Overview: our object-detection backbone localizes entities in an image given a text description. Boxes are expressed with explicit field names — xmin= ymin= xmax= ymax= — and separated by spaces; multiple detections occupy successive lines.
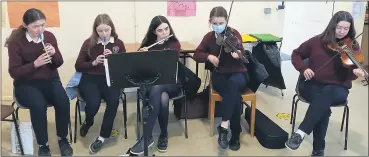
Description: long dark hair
xmin=86 ymin=14 xmax=118 ymax=56
xmin=139 ymin=15 xmax=178 ymax=48
xmin=4 ymin=8 xmax=46 ymax=47
xmin=320 ymin=11 xmax=356 ymax=46
xmin=320 ymin=11 xmax=356 ymax=82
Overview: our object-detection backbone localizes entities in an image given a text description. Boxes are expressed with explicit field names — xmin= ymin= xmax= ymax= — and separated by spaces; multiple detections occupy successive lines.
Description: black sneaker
xmin=311 ymin=150 xmax=324 ymax=156
xmin=58 ymin=138 xmax=73 ymax=156
xmin=285 ymin=132 xmax=304 ymax=150
xmin=229 ymin=134 xmax=240 ymax=151
xmin=80 ymin=121 xmax=92 ymax=137
xmin=130 ymin=136 xmax=154 ymax=155
xmin=217 ymin=125 xmax=229 ymax=149
xmin=38 ymin=145 xmax=51 ymax=156
xmin=157 ymin=135 xmax=168 ymax=153
xmin=89 ymin=138 xmax=103 ymax=154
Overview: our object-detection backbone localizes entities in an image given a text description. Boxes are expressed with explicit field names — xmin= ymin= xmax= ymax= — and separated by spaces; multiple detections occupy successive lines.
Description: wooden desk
xmin=124 ymin=41 xmax=196 ymax=53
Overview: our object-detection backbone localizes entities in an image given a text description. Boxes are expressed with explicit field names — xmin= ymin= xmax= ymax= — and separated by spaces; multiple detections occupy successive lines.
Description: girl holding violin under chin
xmin=286 ymin=11 xmax=365 ymax=156
xmin=194 ymin=6 xmax=248 ymax=151
xmin=75 ymin=13 xmax=126 ymax=154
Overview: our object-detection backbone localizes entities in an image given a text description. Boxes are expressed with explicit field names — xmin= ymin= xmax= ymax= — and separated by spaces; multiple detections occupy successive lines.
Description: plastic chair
xmin=290 ymin=71 xmax=349 ymax=150
xmin=135 ymin=87 xmax=188 ymax=140
xmin=11 ymin=95 xmax=73 ymax=144
xmin=1 ymin=104 xmax=24 ymax=155
xmin=73 ymin=90 xmax=127 ymax=143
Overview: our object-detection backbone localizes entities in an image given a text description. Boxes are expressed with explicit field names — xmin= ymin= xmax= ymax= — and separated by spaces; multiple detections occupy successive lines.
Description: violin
xmin=327 ymin=37 xmax=369 ymax=85
xmin=215 ymin=29 xmax=249 ymax=64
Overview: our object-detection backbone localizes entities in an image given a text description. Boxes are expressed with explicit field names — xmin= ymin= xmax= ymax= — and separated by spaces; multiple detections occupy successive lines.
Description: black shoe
xmin=58 ymin=138 xmax=73 ymax=156
xmin=217 ymin=125 xmax=229 ymax=149
xmin=80 ymin=121 xmax=92 ymax=137
xmin=38 ymin=145 xmax=51 ymax=156
xmin=89 ymin=138 xmax=104 ymax=154
xmin=157 ymin=135 xmax=168 ymax=153
xmin=130 ymin=136 xmax=154 ymax=155
xmin=285 ymin=132 xmax=304 ymax=150
xmin=311 ymin=150 xmax=324 ymax=156
xmin=229 ymin=134 xmax=240 ymax=151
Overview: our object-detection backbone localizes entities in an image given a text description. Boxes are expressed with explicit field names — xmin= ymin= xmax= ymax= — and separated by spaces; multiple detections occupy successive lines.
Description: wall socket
xmin=264 ymin=8 xmax=271 ymax=14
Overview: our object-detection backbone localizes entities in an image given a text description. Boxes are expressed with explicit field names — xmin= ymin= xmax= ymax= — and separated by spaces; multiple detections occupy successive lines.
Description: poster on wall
xmin=7 ymin=1 xmax=60 ymax=28
xmin=167 ymin=0 xmax=196 ymax=16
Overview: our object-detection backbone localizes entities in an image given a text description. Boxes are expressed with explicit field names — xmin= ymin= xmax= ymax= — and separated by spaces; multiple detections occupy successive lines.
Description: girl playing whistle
xmin=5 ymin=8 xmax=73 ymax=156
xmin=75 ymin=13 xmax=126 ymax=154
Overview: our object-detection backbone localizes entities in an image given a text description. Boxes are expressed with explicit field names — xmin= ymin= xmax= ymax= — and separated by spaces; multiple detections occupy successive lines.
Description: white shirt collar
xmin=26 ymin=31 xmax=43 ymax=43
xmin=97 ymin=37 xmax=114 ymax=45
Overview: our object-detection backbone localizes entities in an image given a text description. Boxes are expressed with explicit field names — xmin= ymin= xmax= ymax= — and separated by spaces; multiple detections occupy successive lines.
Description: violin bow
xmin=217 ymin=0 xmax=234 ymax=60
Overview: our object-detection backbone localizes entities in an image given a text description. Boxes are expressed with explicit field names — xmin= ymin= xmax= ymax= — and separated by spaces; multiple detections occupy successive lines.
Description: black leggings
xmin=78 ymin=73 xmax=121 ymax=138
xmin=143 ymin=84 xmax=179 ymax=137
xmin=14 ymin=77 xmax=70 ymax=145
xmin=211 ymin=72 xmax=247 ymax=133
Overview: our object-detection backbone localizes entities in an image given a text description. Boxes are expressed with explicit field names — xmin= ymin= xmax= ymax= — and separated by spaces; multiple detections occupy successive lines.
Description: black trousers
xmin=78 ymin=73 xmax=121 ymax=138
xmin=298 ymin=80 xmax=349 ymax=150
xmin=14 ymin=77 xmax=70 ymax=145
xmin=211 ymin=72 xmax=248 ymax=134
xmin=144 ymin=84 xmax=179 ymax=137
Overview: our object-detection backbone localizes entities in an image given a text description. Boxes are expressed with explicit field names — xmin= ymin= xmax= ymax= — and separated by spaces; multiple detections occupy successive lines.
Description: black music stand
xmin=105 ymin=49 xmax=178 ymax=156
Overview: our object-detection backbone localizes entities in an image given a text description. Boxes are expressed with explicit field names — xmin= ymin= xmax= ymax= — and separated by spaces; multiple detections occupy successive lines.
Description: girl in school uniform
xmin=75 ymin=13 xmax=126 ymax=154
xmin=129 ymin=15 xmax=181 ymax=155
xmin=194 ymin=6 xmax=248 ymax=151
xmin=286 ymin=11 xmax=365 ymax=156
xmin=5 ymin=8 xmax=73 ymax=156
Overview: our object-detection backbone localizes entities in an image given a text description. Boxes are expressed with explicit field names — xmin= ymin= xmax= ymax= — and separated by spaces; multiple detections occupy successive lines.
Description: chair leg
xmin=292 ymin=99 xmax=299 ymax=133
xmin=69 ymin=119 xmax=73 ymax=143
xmin=184 ymin=96 xmax=188 ymax=139
xmin=136 ymin=90 xmax=141 ymax=141
xmin=290 ymin=94 xmax=297 ymax=124
xmin=78 ymin=102 xmax=82 ymax=125
xmin=250 ymin=99 xmax=256 ymax=137
xmin=344 ymin=106 xmax=349 ymax=150
xmin=15 ymin=107 xmax=20 ymax=120
xmin=12 ymin=113 xmax=24 ymax=155
xmin=74 ymin=101 xmax=78 ymax=143
xmin=209 ymin=99 xmax=215 ymax=137
xmin=121 ymin=92 xmax=128 ymax=139
xmin=340 ymin=106 xmax=346 ymax=132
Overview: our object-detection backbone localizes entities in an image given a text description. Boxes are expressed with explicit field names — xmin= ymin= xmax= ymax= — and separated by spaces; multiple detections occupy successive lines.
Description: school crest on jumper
xmin=112 ymin=46 xmax=119 ymax=53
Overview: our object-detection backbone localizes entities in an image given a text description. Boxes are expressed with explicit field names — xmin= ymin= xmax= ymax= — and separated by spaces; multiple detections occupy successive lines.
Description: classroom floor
xmin=1 ymin=61 xmax=368 ymax=156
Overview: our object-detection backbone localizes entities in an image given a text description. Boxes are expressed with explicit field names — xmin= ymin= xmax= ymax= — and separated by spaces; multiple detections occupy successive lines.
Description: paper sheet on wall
xmin=7 ymin=1 xmax=60 ymax=28
xmin=352 ymin=1 xmax=364 ymax=20
xmin=2 ymin=2 xmax=6 ymax=27
xmin=167 ymin=0 xmax=196 ymax=16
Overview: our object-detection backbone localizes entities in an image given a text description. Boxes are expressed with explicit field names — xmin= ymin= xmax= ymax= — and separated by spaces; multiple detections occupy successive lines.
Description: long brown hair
xmin=140 ymin=15 xmax=179 ymax=49
xmin=319 ymin=11 xmax=356 ymax=46
xmin=86 ymin=14 xmax=118 ymax=56
xmin=209 ymin=6 xmax=228 ymax=22
xmin=4 ymin=8 xmax=46 ymax=47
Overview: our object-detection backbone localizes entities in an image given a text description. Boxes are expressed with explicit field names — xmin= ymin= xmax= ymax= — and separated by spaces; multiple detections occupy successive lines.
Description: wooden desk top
xmin=124 ymin=41 xmax=197 ymax=53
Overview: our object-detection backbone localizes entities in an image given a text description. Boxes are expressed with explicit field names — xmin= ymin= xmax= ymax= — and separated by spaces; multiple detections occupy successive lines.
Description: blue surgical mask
xmin=212 ymin=24 xmax=226 ymax=34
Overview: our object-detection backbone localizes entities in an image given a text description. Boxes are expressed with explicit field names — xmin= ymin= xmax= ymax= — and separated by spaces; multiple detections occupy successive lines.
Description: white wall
xmin=1 ymin=1 xmax=285 ymax=100
xmin=281 ymin=1 xmax=367 ymax=55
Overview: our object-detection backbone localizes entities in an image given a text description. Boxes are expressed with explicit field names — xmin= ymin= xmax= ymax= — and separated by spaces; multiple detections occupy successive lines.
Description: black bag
xmin=173 ymin=87 xmax=209 ymax=119
xmin=244 ymin=50 xmax=269 ymax=92
xmin=173 ymin=85 xmax=223 ymax=119
xmin=177 ymin=62 xmax=201 ymax=99
xmin=244 ymin=104 xmax=288 ymax=149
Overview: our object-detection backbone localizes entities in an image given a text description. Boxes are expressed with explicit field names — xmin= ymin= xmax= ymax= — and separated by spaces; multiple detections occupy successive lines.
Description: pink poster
xmin=167 ymin=0 xmax=196 ymax=16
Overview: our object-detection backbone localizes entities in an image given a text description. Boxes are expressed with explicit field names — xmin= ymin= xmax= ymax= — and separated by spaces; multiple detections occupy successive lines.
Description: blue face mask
xmin=212 ymin=24 xmax=226 ymax=34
